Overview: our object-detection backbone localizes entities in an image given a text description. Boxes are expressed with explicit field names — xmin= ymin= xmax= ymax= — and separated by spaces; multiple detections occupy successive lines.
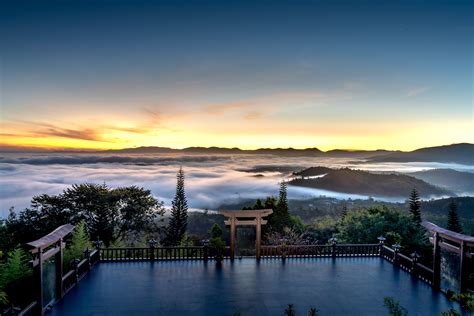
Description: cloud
xmin=407 ymin=86 xmax=430 ymax=97
xmin=0 ymin=155 xmax=232 ymax=165
xmin=1 ymin=120 xmax=106 ymax=142
xmin=33 ymin=123 xmax=102 ymax=141
xmin=201 ymin=90 xmax=326 ymax=120
xmin=243 ymin=111 xmax=264 ymax=120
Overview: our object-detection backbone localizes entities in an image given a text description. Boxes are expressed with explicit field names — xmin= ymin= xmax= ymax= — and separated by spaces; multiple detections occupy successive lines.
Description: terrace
xmin=18 ymin=216 xmax=474 ymax=316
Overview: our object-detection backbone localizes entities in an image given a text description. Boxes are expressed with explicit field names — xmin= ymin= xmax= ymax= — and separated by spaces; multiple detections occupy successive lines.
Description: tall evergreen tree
xmin=447 ymin=200 xmax=463 ymax=233
xmin=266 ymin=181 xmax=291 ymax=233
xmin=164 ymin=167 xmax=188 ymax=246
xmin=278 ymin=181 xmax=289 ymax=211
xmin=408 ymin=188 xmax=422 ymax=225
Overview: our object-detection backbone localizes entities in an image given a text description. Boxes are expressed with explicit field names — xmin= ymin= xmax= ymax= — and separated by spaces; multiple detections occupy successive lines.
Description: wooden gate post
xmin=432 ymin=232 xmax=441 ymax=290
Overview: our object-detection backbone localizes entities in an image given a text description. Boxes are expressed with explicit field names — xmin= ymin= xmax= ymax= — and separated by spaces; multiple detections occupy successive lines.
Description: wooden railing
xmin=379 ymin=245 xmax=433 ymax=286
xmin=261 ymin=244 xmax=379 ymax=258
xmin=61 ymin=249 xmax=100 ymax=295
xmin=17 ymin=301 xmax=37 ymax=316
xmin=99 ymin=246 xmax=210 ymax=261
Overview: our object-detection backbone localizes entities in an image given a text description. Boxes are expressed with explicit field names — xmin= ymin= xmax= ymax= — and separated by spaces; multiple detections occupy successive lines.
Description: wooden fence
xmin=261 ymin=244 xmax=380 ymax=258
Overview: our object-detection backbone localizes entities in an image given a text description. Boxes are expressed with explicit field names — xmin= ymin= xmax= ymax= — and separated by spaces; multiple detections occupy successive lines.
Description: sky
xmin=0 ymin=0 xmax=473 ymax=151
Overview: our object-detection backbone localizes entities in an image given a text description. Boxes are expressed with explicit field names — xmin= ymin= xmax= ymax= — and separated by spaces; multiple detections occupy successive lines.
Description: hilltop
xmin=367 ymin=143 xmax=474 ymax=165
xmin=289 ymin=167 xmax=452 ymax=198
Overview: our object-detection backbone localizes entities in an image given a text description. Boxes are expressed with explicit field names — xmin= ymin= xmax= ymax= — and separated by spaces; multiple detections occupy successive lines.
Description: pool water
xmin=48 ymin=257 xmax=458 ymax=316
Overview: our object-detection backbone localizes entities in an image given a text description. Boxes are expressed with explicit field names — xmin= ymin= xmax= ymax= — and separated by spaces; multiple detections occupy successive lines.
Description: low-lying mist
xmin=1 ymin=153 xmax=473 ymax=217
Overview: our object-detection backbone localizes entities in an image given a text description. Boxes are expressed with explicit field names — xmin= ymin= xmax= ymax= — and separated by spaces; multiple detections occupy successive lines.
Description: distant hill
xmin=101 ymin=146 xmax=398 ymax=158
xmin=2 ymin=143 xmax=471 ymax=162
xmin=367 ymin=143 xmax=474 ymax=165
xmin=293 ymin=166 xmax=333 ymax=177
xmin=325 ymin=149 xmax=396 ymax=158
xmin=289 ymin=167 xmax=452 ymax=198
xmin=408 ymin=169 xmax=474 ymax=194
xmin=421 ymin=196 xmax=474 ymax=219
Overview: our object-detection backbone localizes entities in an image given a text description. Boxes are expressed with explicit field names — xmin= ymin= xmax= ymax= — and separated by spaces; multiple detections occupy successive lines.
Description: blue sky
xmin=0 ymin=0 xmax=472 ymax=150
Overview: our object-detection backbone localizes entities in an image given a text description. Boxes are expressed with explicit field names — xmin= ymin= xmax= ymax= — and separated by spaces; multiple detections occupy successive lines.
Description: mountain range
xmin=1 ymin=143 xmax=472 ymax=165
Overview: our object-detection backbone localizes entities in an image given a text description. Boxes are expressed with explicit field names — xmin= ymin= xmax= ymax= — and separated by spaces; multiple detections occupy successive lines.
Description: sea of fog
xmin=1 ymin=152 xmax=474 ymax=218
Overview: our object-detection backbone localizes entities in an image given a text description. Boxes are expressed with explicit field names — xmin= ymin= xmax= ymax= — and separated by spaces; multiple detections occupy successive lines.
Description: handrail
xmin=17 ymin=301 xmax=37 ymax=316
xmin=423 ymin=221 xmax=474 ymax=246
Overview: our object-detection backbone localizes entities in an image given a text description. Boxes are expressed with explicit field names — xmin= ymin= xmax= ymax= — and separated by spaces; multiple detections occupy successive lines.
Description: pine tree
xmin=278 ymin=181 xmax=289 ymax=211
xmin=447 ymin=201 xmax=463 ymax=233
xmin=408 ymin=188 xmax=422 ymax=225
xmin=64 ymin=220 xmax=92 ymax=267
xmin=267 ymin=181 xmax=291 ymax=233
xmin=164 ymin=167 xmax=188 ymax=246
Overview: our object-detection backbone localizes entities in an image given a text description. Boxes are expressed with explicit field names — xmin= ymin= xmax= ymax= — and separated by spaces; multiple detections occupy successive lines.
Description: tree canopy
xmin=5 ymin=183 xmax=164 ymax=247
xmin=447 ymin=200 xmax=463 ymax=233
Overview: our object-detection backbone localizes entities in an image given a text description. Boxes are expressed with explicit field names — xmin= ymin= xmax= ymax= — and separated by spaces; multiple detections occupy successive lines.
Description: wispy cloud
xmin=407 ymin=86 xmax=430 ymax=97
xmin=201 ymin=90 xmax=326 ymax=120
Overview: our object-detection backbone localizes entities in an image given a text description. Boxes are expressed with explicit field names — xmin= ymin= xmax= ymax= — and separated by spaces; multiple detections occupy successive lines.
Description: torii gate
xmin=219 ymin=209 xmax=273 ymax=260
xmin=422 ymin=221 xmax=474 ymax=292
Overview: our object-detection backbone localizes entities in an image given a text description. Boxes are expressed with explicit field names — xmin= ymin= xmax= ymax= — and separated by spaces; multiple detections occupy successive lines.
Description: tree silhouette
xmin=164 ymin=167 xmax=189 ymax=246
xmin=408 ymin=188 xmax=422 ymax=225
xmin=266 ymin=181 xmax=291 ymax=233
xmin=447 ymin=200 xmax=463 ymax=233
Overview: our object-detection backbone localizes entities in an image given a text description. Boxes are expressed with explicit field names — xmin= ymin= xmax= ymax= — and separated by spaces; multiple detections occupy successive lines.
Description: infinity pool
xmin=48 ymin=257 xmax=457 ymax=316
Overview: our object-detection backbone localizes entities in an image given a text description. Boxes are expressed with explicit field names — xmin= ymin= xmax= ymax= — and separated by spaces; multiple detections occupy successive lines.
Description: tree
xmin=284 ymin=304 xmax=296 ymax=316
xmin=6 ymin=183 xmax=164 ymax=247
xmin=0 ymin=247 xmax=32 ymax=306
xmin=408 ymin=188 xmax=422 ymax=225
xmin=164 ymin=167 xmax=189 ymax=246
xmin=383 ymin=297 xmax=408 ymax=316
xmin=64 ymin=220 xmax=92 ymax=269
xmin=208 ymin=224 xmax=225 ymax=259
xmin=266 ymin=182 xmax=291 ymax=234
xmin=447 ymin=201 xmax=463 ymax=233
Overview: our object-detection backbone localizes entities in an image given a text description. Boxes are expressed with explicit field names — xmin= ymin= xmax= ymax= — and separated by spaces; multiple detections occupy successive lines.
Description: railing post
xmin=432 ymin=232 xmax=441 ymax=290
xmin=392 ymin=244 xmax=401 ymax=265
xmin=377 ymin=236 xmax=386 ymax=256
xmin=330 ymin=237 xmax=337 ymax=258
xmin=84 ymin=248 xmax=91 ymax=271
xmin=55 ymin=239 xmax=64 ymax=301
xmin=72 ymin=259 xmax=80 ymax=284
xmin=94 ymin=239 xmax=101 ymax=261
xmin=148 ymin=239 xmax=157 ymax=261
xmin=459 ymin=241 xmax=467 ymax=293
xmin=203 ymin=240 xmax=209 ymax=262
xmin=411 ymin=252 xmax=420 ymax=276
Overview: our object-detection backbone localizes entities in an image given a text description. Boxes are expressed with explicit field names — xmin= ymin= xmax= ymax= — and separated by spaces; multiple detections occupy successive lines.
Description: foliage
xmin=164 ymin=167 xmax=189 ymax=246
xmin=244 ymin=183 xmax=292 ymax=240
xmin=209 ymin=223 xmax=223 ymax=239
xmin=208 ymin=223 xmax=226 ymax=258
xmin=0 ymin=247 xmax=32 ymax=287
xmin=447 ymin=200 xmax=463 ymax=233
xmin=0 ymin=247 xmax=32 ymax=306
xmin=337 ymin=206 xmax=416 ymax=246
xmin=6 ymin=183 xmax=164 ymax=247
xmin=308 ymin=307 xmax=319 ymax=316
xmin=448 ymin=292 xmax=474 ymax=312
xmin=440 ymin=308 xmax=461 ymax=316
xmin=269 ymin=182 xmax=291 ymax=233
xmin=0 ymin=251 xmax=7 ymax=305
xmin=408 ymin=188 xmax=422 ymax=225
xmin=265 ymin=227 xmax=306 ymax=246
xmin=383 ymin=297 xmax=408 ymax=316
xmin=284 ymin=304 xmax=296 ymax=316
xmin=64 ymin=220 xmax=92 ymax=269
xmin=303 ymin=216 xmax=338 ymax=244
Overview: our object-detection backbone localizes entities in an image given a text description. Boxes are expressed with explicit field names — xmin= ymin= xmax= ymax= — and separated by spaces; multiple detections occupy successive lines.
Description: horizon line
xmin=0 ymin=142 xmax=471 ymax=153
